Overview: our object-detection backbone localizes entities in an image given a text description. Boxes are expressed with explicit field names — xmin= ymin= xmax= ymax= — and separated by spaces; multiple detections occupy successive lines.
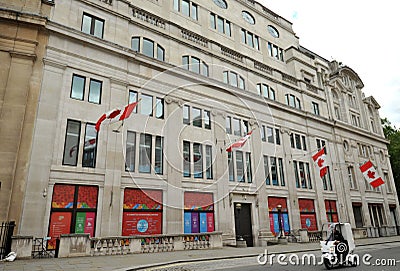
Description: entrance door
xmin=234 ymin=203 xmax=253 ymax=247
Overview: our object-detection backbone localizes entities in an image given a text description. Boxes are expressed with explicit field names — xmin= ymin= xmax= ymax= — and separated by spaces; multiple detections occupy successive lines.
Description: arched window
xmin=223 ymin=71 xmax=245 ymax=90
xmin=182 ymin=55 xmax=209 ymax=76
xmin=131 ymin=37 xmax=165 ymax=61
xmin=285 ymin=94 xmax=301 ymax=110
xmin=257 ymin=83 xmax=275 ymax=100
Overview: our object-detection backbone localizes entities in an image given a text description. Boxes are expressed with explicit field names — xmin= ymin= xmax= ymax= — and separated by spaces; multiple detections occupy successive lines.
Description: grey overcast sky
xmin=258 ymin=0 xmax=400 ymax=128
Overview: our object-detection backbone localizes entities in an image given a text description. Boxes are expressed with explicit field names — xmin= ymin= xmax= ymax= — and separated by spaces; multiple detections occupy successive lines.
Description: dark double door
xmin=234 ymin=203 xmax=253 ymax=247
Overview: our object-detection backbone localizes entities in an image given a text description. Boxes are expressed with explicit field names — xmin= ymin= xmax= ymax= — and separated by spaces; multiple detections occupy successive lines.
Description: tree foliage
xmin=381 ymin=118 xmax=400 ymax=199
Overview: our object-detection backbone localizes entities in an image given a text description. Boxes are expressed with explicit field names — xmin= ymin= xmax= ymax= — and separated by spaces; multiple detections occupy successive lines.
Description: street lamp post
xmin=276 ymin=204 xmax=288 ymax=244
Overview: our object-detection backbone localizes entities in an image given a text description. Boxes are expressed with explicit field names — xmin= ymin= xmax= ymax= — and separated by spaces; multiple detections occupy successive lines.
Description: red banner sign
xmin=122 ymin=212 xmax=162 ymax=236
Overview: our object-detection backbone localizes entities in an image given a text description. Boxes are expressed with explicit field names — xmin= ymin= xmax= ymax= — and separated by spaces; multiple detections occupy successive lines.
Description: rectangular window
xmin=181 ymin=0 xmax=190 ymax=16
xmin=261 ymin=125 xmax=266 ymax=142
xmin=232 ymin=118 xmax=241 ymax=136
xmin=157 ymin=45 xmax=165 ymax=61
xmin=241 ymin=29 xmax=246 ymax=44
xmin=129 ymin=91 xmax=138 ymax=113
xmin=191 ymin=57 xmax=200 ymax=74
xmin=82 ymin=123 xmax=97 ymax=168
xmin=217 ymin=16 xmax=224 ymax=33
xmin=225 ymin=21 xmax=231 ymax=36
xmin=236 ymin=151 xmax=244 ymax=182
xmin=295 ymin=134 xmax=301 ymax=149
xmin=71 ymin=74 xmax=85 ymax=100
xmin=125 ymin=131 xmax=136 ymax=172
xmin=246 ymin=152 xmax=252 ymax=183
xmin=193 ymin=143 xmax=203 ymax=178
xmin=267 ymin=127 xmax=274 ymax=143
xmin=278 ymin=158 xmax=285 ymax=186
xmin=143 ymin=38 xmax=154 ymax=58
xmin=183 ymin=141 xmax=191 ymax=177
xmin=294 ymin=161 xmax=300 ymax=188
xmin=131 ymin=37 xmax=140 ymax=52
xmin=254 ymin=36 xmax=259 ymax=50
xmin=173 ymin=0 xmax=179 ymax=11
xmin=210 ymin=13 xmax=216 ymax=29
xmin=206 ymin=145 xmax=213 ymax=179
xmin=202 ymin=63 xmax=209 ymax=77
xmin=264 ymin=155 xmax=270 ymax=185
xmin=88 ymin=79 xmax=102 ymax=104
xmin=229 ymin=72 xmax=238 ymax=87
xmin=322 ymin=167 xmax=333 ymax=191
xmin=191 ymin=3 xmax=198 ymax=20
xmin=204 ymin=110 xmax=211 ymax=129
xmin=312 ymin=102 xmax=320 ymax=115
xmin=242 ymin=120 xmax=249 ymax=135
xmin=82 ymin=13 xmax=104 ymax=38
xmin=192 ymin=107 xmax=202 ymax=127
xmin=63 ymin=120 xmax=81 ymax=166
xmin=226 ymin=116 xmax=231 ymax=134
xmin=228 ymin=152 xmax=234 ymax=181
xmin=348 ymin=166 xmax=357 ymax=189
xmin=155 ymin=136 xmax=163 ymax=174
xmin=246 ymin=32 xmax=254 ymax=47
xmin=182 ymin=55 xmax=189 ymax=69
xmin=155 ymin=98 xmax=164 ymax=119
xmin=139 ymin=134 xmax=152 ymax=173
xmin=302 ymin=135 xmax=307 ymax=151
xmin=290 ymin=133 xmax=295 ymax=148
xmin=306 ymin=163 xmax=312 ymax=189
xmin=223 ymin=71 xmax=228 ymax=84
xmin=183 ymin=105 xmax=190 ymax=124
xmin=141 ymin=94 xmax=153 ymax=116
xmin=270 ymin=157 xmax=277 ymax=185
xmin=299 ymin=162 xmax=306 ymax=188
xmin=275 ymin=128 xmax=280 ymax=145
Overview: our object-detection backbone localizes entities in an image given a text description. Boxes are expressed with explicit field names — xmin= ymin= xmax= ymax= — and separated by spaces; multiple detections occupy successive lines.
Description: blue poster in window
xmin=283 ymin=213 xmax=290 ymax=233
xmin=199 ymin=212 xmax=207 ymax=233
xmin=273 ymin=213 xmax=279 ymax=234
xmin=184 ymin=212 xmax=192 ymax=233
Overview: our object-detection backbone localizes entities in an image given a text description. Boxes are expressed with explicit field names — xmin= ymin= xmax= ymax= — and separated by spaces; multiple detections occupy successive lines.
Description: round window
xmin=267 ymin=25 xmax=279 ymax=38
xmin=343 ymin=140 xmax=349 ymax=151
xmin=242 ymin=11 xmax=255 ymax=25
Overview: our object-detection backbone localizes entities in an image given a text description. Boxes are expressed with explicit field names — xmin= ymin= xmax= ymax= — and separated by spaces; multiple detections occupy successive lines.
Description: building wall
xmin=0 ymin=0 xmax=52 ymax=231
xmin=16 ymin=0 xmax=400 ymax=245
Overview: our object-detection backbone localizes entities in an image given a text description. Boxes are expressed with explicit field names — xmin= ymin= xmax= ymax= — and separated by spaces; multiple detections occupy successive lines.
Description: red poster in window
xmin=84 ymin=212 xmax=96 ymax=237
xmin=48 ymin=212 xmax=72 ymax=249
xmin=298 ymin=199 xmax=315 ymax=212
xmin=122 ymin=212 xmax=162 ymax=236
xmin=77 ymin=186 xmax=98 ymax=208
xmin=268 ymin=197 xmax=288 ymax=212
xmin=300 ymin=213 xmax=317 ymax=231
xmin=123 ymin=189 xmax=163 ymax=210
xmin=206 ymin=213 xmax=214 ymax=232
xmin=52 ymin=184 xmax=75 ymax=208
xmin=184 ymin=192 xmax=214 ymax=210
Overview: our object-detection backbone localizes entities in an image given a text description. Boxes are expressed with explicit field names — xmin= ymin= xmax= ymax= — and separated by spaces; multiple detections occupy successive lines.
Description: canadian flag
xmin=95 ymin=102 xmax=138 ymax=132
xmin=359 ymin=160 xmax=385 ymax=188
xmin=226 ymin=130 xmax=253 ymax=152
xmin=312 ymin=148 xmax=328 ymax=178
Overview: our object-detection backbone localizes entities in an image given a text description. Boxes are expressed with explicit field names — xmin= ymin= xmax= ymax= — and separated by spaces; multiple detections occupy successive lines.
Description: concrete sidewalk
xmin=1 ymin=236 xmax=400 ymax=271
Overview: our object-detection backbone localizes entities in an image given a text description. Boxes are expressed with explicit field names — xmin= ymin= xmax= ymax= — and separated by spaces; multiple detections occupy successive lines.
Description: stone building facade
xmin=0 ymin=0 xmax=53 ymax=231
xmin=6 ymin=0 xmax=400 ymax=246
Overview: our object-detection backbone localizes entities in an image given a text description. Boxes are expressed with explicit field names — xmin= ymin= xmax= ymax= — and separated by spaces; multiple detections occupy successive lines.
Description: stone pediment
xmin=363 ymin=96 xmax=381 ymax=109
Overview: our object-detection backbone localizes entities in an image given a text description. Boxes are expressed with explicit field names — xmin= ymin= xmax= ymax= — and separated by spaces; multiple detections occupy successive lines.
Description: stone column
xmin=249 ymin=120 xmax=273 ymax=246
xmin=164 ymin=96 xmax=184 ymax=234
xmin=213 ymin=109 xmax=235 ymax=245
xmin=281 ymin=129 xmax=301 ymax=230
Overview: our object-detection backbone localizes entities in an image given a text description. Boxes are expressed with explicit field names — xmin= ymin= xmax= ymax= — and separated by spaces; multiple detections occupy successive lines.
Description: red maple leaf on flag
xmin=367 ymin=170 xmax=375 ymax=179
xmin=317 ymin=158 xmax=324 ymax=168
